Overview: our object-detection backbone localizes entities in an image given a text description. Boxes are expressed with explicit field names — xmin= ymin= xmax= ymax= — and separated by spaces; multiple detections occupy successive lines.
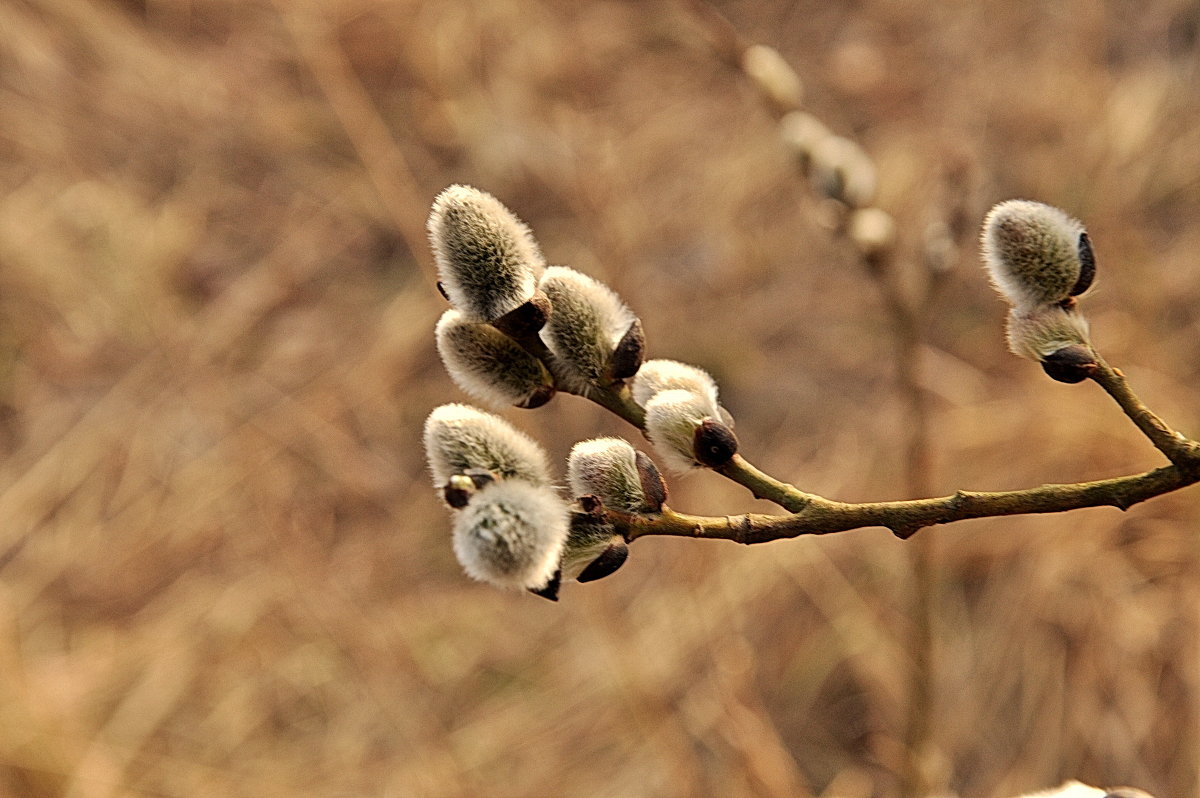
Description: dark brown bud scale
xmin=1071 ymin=232 xmax=1096 ymax=296
xmin=635 ymin=450 xmax=668 ymax=512
xmin=528 ymin=569 xmax=562 ymax=601
xmin=515 ymin=384 xmax=556 ymax=409
xmin=443 ymin=484 xmax=471 ymax=509
xmin=608 ymin=318 xmax=646 ymax=381
xmin=442 ymin=468 xmax=496 ymax=508
xmin=576 ymin=540 xmax=629 ymax=583
xmin=492 ymin=292 xmax=552 ymax=339
xmin=577 ymin=494 xmax=605 ymax=516
xmin=693 ymin=419 xmax=739 ymax=467
xmin=1041 ymin=345 xmax=1098 ymax=383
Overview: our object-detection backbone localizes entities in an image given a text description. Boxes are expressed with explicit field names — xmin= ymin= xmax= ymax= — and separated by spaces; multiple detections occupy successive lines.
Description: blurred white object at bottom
xmin=1016 ymin=780 xmax=1153 ymax=798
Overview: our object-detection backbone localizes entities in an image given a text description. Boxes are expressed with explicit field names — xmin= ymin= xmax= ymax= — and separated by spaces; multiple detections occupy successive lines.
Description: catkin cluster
xmin=424 ymin=185 xmax=739 ymax=598
xmin=980 ymin=200 xmax=1099 ymax=382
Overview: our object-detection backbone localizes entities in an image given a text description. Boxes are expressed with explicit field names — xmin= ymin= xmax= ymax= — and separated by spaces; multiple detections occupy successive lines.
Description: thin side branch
xmin=1091 ymin=355 xmax=1200 ymax=470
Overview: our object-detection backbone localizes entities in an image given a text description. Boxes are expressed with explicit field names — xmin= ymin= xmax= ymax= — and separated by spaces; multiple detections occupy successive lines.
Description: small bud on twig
xmin=1040 ymin=344 xmax=1098 ymax=384
xmin=693 ymin=418 xmax=739 ymax=467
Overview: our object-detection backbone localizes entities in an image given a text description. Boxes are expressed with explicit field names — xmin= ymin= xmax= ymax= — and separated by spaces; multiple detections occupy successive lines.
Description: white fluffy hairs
xmin=451 ymin=479 xmax=569 ymax=592
xmin=428 ymin=185 xmax=545 ymax=322
xmin=423 ymin=403 xmax=551 ymax=488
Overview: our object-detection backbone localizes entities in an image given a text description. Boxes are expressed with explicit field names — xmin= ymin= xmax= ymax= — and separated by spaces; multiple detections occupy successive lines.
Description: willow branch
xmin=1090 ymin=355 xmax=1200 ymax=470
xmin=607 ymin=460 xmax=1195 ymax=543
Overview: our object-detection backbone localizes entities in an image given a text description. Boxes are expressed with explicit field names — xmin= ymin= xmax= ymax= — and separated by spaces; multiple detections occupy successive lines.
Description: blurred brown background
xmin=1 ymin=0 xmax=1198 ymax=796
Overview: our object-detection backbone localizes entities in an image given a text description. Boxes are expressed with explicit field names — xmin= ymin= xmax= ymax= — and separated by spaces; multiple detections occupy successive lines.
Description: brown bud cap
xmin=443 ymin=477 xmax=472 ymax=509
xmin=635 ymin=451 xmax=667 ymax=513
xmin=576 ymin=540 xmax=629 ymax=583
xmin=607 ymin=318 xmax=646 ymax=382
xmin=1041 ymin=345 xmax=1098 ymax=383
xmin=492 ymin=291 xmax=552 ymax=339
xmin=514 ymin=383 xmax=556 ymax=409
xmin=577 ymin=494 xmax=605 ymax=516
xmin=693 ymin=419 xmax=739 ymax=467
xmin=442 ymin=469 xmax=496 ymax=508
xmin=1070 ymin=232 xmax=1096 ymax=296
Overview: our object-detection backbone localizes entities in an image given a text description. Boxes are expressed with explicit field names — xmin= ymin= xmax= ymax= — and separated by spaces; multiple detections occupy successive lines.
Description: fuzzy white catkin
xmin=423 ymin=403 xmax=551 ymax=488
xmin=567 ymin=437 xmax=646 ymax=512
xmin=1005 ymin=304 xmax=1091 ymax=361
xmin=982 ymin=199 xmax=1088 ymax=307
xmin=451 ymin=480 xmax=569 ymax=591
xmin=427 ymin=185 xmax=545 ymax=322
xmin=435 ymin=309 xmax=551 ymax=408
xmin=538 ymin=266 xmax=636 ymax=392
xmin=644 ymin=389 xmax=719 ymax=473
xmin=631 ymin=359 xmax=720 ymax=409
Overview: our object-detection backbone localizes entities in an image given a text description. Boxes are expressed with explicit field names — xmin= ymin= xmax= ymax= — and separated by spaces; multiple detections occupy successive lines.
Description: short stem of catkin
xmin=1090 ymin=355 xmax=1200 ymax=471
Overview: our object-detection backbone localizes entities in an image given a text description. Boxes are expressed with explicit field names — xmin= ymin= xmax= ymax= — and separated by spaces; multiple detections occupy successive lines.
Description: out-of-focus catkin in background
xmin=0 ymin=1 xmax=1197 ymax=796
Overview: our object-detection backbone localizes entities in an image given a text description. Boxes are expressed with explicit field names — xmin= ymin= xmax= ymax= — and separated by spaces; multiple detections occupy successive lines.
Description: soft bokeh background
xmin=1 ymin=0 xmax=1198 ymax=796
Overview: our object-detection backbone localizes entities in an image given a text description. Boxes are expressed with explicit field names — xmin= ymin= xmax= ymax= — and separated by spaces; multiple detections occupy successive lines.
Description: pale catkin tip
xmin=451 ymin=480 xmax=569 ymax=591
xmin=538 ymin=266 xmax=636 ymax=391
xmin=1005 ymin=304 xmax=1091 ymax=361
xmin=428 ymin=185 xmax=545 ymax=321
xmin=567 ymin=437 xmax=647 ymax=513
xmin=631 ymin=359 xmax=721 ymax=410
xmin=981 ymin=199 xmax=1089 ymax=306
xmin=423 ymin=403 xmax=552 ymax=489
xmin=435 ymin=309 xmax=553 ymax=409
xmin=644 ymin=389 xmax=722 ymax=473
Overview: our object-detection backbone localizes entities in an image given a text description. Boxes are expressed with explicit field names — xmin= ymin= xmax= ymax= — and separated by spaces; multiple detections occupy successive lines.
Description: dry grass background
xmin=0 ymin=0 xmax=1198 ymax=796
